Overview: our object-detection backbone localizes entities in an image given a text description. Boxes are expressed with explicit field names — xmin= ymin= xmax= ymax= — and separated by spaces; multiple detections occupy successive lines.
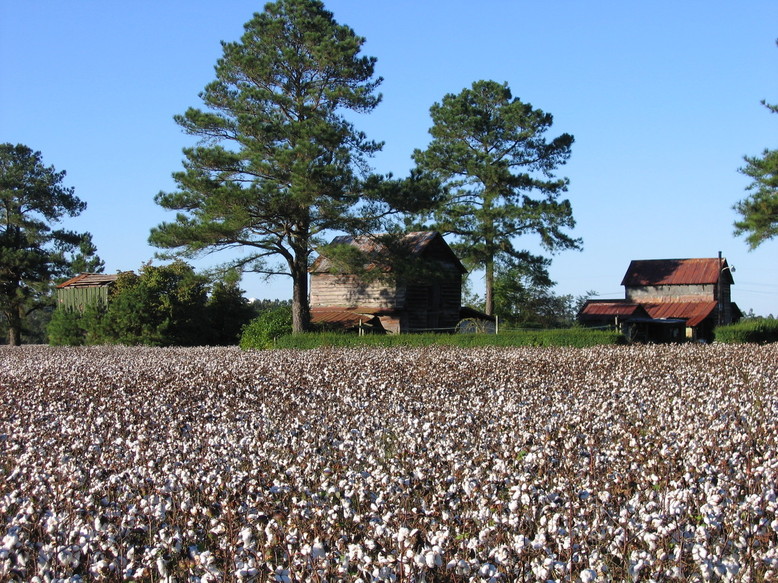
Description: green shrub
xmin=239 ymin=305 xmax=293 ymax=349
xmin=47 ymin=308 xmax=85 ymax=346
xmin=715 ymin=318 xmax=778 ymax=344
xmin=47 ymin=304 xmax=108 ymax=346
xmin=272 ymin=328 xmax=623 ymax=350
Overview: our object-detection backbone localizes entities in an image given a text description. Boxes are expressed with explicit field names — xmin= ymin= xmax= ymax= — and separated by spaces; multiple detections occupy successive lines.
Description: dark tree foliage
xmin=68 ymin=233 xmax=105 ymax=275
xmin=0 ymin=143 xmax=97 ymax=345
xmin=462 ymin=257 xmax=596 ymax=329
xmin=413 ymin=80 xmax=581 ymax=315
xmin=207 ymin=272 xmax=257 ymax=345
xmin=150 ymin=0 xmax=388 ymax=333
xmin=48 ymin=263 xmax=257 ymax=346
xmin=96 ymin=262 xmax=210 ymax=346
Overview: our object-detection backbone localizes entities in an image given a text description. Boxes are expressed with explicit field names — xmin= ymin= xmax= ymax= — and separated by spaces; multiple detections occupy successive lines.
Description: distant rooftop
xmin=310 ymin=231 xmax=465 ymax=274
xmin=57 ymin=273 xmax=122 ymax=289
xmin=621 ymin=258 xmax=733 ymax=287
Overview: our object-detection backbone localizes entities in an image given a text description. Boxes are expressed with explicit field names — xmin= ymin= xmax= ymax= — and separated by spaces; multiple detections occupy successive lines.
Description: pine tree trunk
xmin=484 ymin=258 xmax=495 ymax=316
xmin=290 ymin=254 xmax=311 ymax=334
xmin=6 ymin=306 xmax=22 ymax=346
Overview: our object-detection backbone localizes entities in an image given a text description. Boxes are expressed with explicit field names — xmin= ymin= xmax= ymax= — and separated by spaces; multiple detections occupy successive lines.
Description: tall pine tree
xmin=413 ymin=80 xmax=580 ymax=315
xmin=0 ymin=143 xmax=94 ymax=345
xmin=150 ymin=0 xmax=383 ymax=332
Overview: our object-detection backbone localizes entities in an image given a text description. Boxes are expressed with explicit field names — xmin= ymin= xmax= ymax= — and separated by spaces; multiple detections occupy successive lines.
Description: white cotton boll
xmin=692 ymin=544 xmax=708 ymax=562
xmin=513 ymin=535 xmax=528 ymax=554
xmin=643 ymin=532 xmax=658 ymax=551
xmin=479 ymin=562 xmax=497 ymax=578
xmin=580 ymin=568 xmax=597 ymax=582
xmin=531 ymin=533 xmax=546 ymax=550
xmin=311 ymin=540 xmax=325 ymax=559
xmin=2 ymin=533 xmax=18 ymax=550
xmin=532 ymin=561 xmax=549 ymax=580
xmin=665 ymin=565 xmax=683 ymax=579
xmin=628 ymin=559 xmax=647 ymax=579
xmin=240 ymin=527 xmax=253 ymax=548
xmin=700 ymin=561 xmax=714 ymax=581
xmin=425 ymin=551 xmax=437 ymax=568
xmin=156 ymin=556 xmax=168 ymax=577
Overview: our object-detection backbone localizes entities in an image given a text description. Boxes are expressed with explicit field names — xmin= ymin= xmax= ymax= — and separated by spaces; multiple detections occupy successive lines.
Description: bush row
xmin=264 ymin=327 xmax=624 ymax=350
xmin=715 ymin=318 xmax=778 ymax=344
xmin=49 ymin=262 xmax=256 ymax=346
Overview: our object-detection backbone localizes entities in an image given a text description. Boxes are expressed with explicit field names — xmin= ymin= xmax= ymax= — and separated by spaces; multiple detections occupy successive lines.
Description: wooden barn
xmin=309 ymin=231 xmax=466 ymax=334
xmin=579 ymin=256 xmax=741 ymax=342
xmin=56 ymin=273 xmax=121 ymax=311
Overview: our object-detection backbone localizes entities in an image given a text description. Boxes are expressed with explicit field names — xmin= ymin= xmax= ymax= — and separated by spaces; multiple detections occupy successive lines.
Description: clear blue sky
xmin=2 ymin=1 xmax=777 ymax=315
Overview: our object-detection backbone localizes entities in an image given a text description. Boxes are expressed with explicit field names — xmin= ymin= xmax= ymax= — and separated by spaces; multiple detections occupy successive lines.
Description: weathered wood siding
xmin=404 ymin=268 xmax=462 ymax=331
xmin=57 ymin=286 xmax=110 ymax=311
xmin=626 ymin=283 xmax=716 ymax=303
xmin=310 ymin=274 xmax=403 ymax=309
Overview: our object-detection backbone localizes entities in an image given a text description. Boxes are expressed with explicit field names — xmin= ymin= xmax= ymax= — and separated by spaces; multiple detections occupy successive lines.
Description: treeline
xmin=47 ymin=261 xmax=284 ymax=347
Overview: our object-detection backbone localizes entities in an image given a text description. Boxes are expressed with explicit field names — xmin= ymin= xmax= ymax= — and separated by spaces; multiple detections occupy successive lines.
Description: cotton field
xmin=1 ymin=344 xmax=777 ymax=583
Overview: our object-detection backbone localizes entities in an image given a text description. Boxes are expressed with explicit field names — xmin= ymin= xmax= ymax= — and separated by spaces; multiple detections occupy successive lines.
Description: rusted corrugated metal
xmin=580 ymin=301 xmax=646 ymax=317
xmin=621 ymin=258 xmax=733 ymax=286
xmin=310 ymin=308 xmax=386 ymax=331
xmin=642 ymin=301 xmax=718 ymax=327
xmin=57 ymin=273 xmax=121 ymax=288
xmin=310 ymin=231 xmax=465 ymax=274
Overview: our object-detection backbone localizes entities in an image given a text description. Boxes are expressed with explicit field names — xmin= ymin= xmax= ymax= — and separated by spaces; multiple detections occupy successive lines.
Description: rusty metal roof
xmin=621 ymin=258 xmax=733 ymax=286
xmin=310 ymin=308 xmax=386 ymax=329
xmin=57 ymin=273 xmax=122 ymax=289
xmin=310 ymin=231 xmax=465 ymax=274
xmin=579 ymin=299 xmax=720 ymax=328
xmin=642 ymin=301 xmax=718 ymax=327
xmin=580 ymin=300 xmax=648 ymax=318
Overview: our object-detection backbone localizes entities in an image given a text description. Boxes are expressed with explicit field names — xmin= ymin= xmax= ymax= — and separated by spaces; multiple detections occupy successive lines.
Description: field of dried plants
xmin=1 ymin=343 xmax=777 ymax=582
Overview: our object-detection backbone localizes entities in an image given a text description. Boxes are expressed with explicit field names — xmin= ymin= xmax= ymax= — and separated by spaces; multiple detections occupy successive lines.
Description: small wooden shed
xmin=309 ymin=232 xmax=466 ymax=333
xmin=56 ymin=273 xmax=121 ymax=311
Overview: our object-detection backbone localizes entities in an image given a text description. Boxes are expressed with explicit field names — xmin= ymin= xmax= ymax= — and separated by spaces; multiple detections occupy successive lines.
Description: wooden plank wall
xmin=57 ymin=287 xmax=109 ymax=311
xmin=310 ymin=274 xmax=403 ymax=308
xmin=626 ymin=284 xmax=715 ymax=303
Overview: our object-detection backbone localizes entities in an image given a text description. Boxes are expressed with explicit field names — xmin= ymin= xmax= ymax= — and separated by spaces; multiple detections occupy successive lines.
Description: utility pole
xmin=717 ymin=251 xmax=723 ymax=326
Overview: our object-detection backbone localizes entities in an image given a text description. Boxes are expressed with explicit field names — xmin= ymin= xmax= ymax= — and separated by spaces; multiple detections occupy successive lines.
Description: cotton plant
xmin=0 ymin=343 xmax=776 ymax=581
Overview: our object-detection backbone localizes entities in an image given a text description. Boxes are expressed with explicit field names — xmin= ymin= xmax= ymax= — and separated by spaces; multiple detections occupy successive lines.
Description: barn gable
xmin=56 ymin=273 xmax=122 ymax=311
xmin=310 ymin=232 xmax=465 ymax=333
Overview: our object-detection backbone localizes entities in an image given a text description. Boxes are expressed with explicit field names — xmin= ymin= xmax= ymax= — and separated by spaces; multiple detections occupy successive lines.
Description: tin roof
xmin=621 ymin=258 xmax=733 ymax=286
xmin=642 ymin=301 xmax=719 ymax=327
xmin=310 ymin=231 xmax=465 ymax=274
xmin=57 ymin=273 xmax=122 ymax=289
xmin=310 ymin=308 xmax=386 ymax=329
xmin=579 ymin=300 xmax=649 ymax=318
